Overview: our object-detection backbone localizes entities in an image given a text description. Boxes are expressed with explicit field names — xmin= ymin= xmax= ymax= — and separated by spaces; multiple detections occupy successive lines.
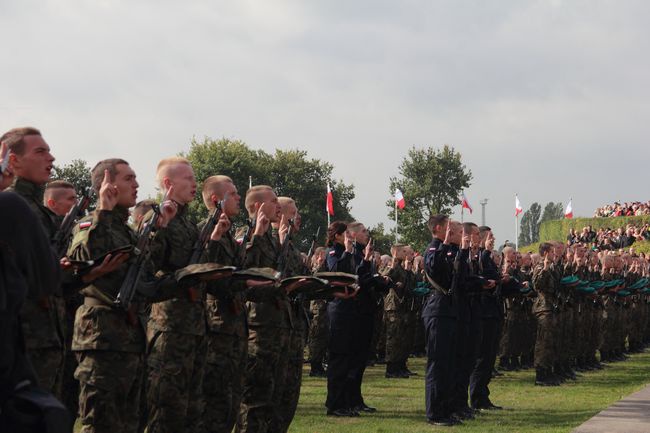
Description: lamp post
xmin=480 ymin=199 xmax=488 ymax=226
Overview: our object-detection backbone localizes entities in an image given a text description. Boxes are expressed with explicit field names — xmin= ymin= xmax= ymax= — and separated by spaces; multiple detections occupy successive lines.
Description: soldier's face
xmin=10 ymin=135 xmax=55 ymax=185
xmin=352 ymin=225 xmax=370 ymax=245
xmin=262 ymin=191 xmax=281 ymax=223
xmin=222 ymin=182 xmax=240 ymax=218
xmin=46 ymin=187 xmax=77 ymax=216
xmin=114 ymin=163 xmax=139 ymax=208
xmin=167 ymin=163 xmax=196 ymax=205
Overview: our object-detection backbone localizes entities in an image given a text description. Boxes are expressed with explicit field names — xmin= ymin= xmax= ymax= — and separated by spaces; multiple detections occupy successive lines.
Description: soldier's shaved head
xmin=202 ymin=175 xmax=233 ymax=208
xmin=245 ymin=185 xmax=273 ymax=216
xmin=155 ymin=156 xmax=191 ymax=188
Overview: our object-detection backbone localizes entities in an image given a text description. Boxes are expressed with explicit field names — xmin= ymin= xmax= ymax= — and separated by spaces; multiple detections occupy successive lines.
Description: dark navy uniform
xmin=450 ymin=250 xmax=487 ymax=416
xmin=325 ymin=242 xmax=377 ymax=415
xmin=469 ymin=249 xmax=523 ymax=409
xmin=422 ymin=238 xmax=461 ymax=423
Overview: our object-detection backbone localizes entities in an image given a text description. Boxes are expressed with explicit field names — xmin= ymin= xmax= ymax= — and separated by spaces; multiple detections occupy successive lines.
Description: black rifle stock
xmin=306 ymin=226 xmax=321 ymax=262
xmin=189 ymin=194 xmax=227 ymax=265
xmin=53 ymin=190 xmax=92 ymax=258
xmin=238 ymin=217 xmax=256 ymax=265
xmin=115 ymin=196 xmax=165 ymax=310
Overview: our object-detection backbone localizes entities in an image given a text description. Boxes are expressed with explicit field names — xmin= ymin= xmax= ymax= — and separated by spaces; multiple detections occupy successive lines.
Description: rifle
xmin=276 ymin=219 xmax=295 ymax=279
xmin=306 ymin=226 xmax=321 ymax=263
xmin=189 ymin=193 xmax=227 ymax=265
xmin=114 ymin=194 xmax=167 ymax=310
xmin=238 ymin=217 xmax=256 ymax=265
xmin=53 ymin=190 xmax=92 ymax=258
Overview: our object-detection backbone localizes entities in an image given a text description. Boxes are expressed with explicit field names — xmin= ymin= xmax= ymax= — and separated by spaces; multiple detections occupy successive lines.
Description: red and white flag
xmin=515 ymin=195 xmax=523 ymax=216
xmin=326 ymin=182 xmax=335 ymax=216
xmin=565 ymin=199 xmax=573 ymax=219
xmin=461 ymin=192 xmax=473 ymax=214
xmin=395 ymin=189 xmax=405 ymax=209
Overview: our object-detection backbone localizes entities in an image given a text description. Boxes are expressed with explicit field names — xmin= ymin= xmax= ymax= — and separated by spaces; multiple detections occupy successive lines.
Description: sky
xmin=2 ymin=0 xmax=649 ymax=247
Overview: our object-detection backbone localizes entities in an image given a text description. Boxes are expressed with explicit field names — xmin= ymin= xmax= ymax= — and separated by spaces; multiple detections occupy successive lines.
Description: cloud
xmin=1 ymin=0 xmax=649 ymax=244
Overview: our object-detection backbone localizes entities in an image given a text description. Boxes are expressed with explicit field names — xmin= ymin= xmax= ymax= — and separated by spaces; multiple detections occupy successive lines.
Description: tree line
xmin=49 ymin=137 xmax=563 ymax=254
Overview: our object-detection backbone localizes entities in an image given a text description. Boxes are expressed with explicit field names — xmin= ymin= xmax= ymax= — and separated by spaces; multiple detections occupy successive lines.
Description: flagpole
xmin=394 ymin=199 xmax=398 ymax=243
xmin=516 ymin=214 xmax=519 ymax=251
xmin=461 ymin=205 xmax=464 ymax=223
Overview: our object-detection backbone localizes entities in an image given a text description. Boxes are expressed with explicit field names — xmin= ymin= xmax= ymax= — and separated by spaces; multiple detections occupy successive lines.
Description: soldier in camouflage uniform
xmin=200 ymin=175 xmax=249 ymax=433
xmin=236 ymin=185 xmax=292 ymax=433
xmin=146 ymin=157 xmax=206 ymax=433
xmin=3 ymin=127 xmax=66 ymax=397
xmin=532 ymin=242 xmax=560 ymax=386
xmin=274 ymin=197 xmax=309 ymax=433
xmin=308 ymin=247 xmax=329 ymax=377
xmin=67 ymin=159 xmax=151 ymax=433
xmin=44 ymin=180 xmax=83 ymax=415
xmin=383 ymin=245 xmax=410 ymax=378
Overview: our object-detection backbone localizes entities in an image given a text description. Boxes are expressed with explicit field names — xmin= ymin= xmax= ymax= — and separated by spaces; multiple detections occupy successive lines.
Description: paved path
xmin=573 ymin=384 xmax=650 ymax=433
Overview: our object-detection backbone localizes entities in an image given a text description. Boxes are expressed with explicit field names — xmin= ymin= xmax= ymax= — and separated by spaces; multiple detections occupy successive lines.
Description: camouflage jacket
xmin=6 ymin=177 xmax=64 ymax=350
xmin=283 ymin=237 xmax=309 ymax=332
xmin=383 ymin=263 xmax=411 ymax=312
xmin=532 ymin=263 xmax=559 ymax=314
xmin=204 ymin=224 xmax=247 ymax=338
xmin=148 ymin=205 xmax=206 ymax=336
xmin=244 ymin=227 xmax=292 ymax=329
xmin=67 ymin=207 xmax=145 ymax=353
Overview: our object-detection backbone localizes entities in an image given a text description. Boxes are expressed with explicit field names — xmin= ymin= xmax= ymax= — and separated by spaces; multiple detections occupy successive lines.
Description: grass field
xmin=289 ymin=351 xmax=650 ymax=433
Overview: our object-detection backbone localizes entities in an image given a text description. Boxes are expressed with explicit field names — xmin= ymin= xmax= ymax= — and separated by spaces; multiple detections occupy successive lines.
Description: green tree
xmin=541 ymin=202 xmax=564 ymax=223
xmin=368 ymin=223 xmax=393 ymax=255
xmin=51 ymin=159 xmax=92 ymax=194
xmin=184 ymin=137 xmax=355 ymax=249
xmin=387 ymin=145 xmax=472 ymax=252
xmin=518 ymin=202 xmax=542 ymax=246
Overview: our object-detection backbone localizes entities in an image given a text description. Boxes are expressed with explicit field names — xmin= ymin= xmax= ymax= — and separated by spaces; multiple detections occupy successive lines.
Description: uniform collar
xmin=110 ymin=206 xmax=130 ymax=223
xmin=11 ymin=176 xmax=45 ymax=204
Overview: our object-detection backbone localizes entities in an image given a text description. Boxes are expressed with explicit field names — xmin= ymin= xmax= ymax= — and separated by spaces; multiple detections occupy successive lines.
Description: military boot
xmin=535 ymin=368 xmax=560 ymax=386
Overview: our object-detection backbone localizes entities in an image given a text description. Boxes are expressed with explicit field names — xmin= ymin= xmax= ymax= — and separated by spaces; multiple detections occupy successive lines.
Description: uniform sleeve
xmin=532 ymin=266 xmax=555 ymax=295
xmin=424 ymin=244 xmax=449 ymax=283
xmin=326 ymin=248 xmax=353 ymax=273
xmin=244 ymin=233 xmax=272 ymax=268
xmin=68 ymin=210 xmax=123 ymax=262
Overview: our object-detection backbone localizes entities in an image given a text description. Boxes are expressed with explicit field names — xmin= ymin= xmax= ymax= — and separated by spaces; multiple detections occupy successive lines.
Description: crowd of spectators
xmin=594 ymin=201 xmax=650 ymax=217
xmin=567 ymin=224 xmax=650 ymax=250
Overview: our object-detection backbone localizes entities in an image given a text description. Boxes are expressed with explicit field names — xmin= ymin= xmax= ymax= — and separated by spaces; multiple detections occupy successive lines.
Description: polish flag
xmin=461 ymin=192 xmax=473 ymax=214
xmin=565 ymin=199 xmax=573 ymax=219
xmin=395 ymin=189 xmax=406 ymax=209
xmin=326 ymin=182 xmax=334 ymax=216
xmin=515 ymin=195 xmax=523 ymax=216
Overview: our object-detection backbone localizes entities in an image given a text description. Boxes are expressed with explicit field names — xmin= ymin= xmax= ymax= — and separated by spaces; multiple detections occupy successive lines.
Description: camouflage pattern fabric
xmin=75 ymin=351 xmax=144 ymax=433
xmin=145 ymin=205 xmax=206 ymax=433
xmin=146 ymin=331 xmax=206 ymax=433
xmin=7 ymin=177 xmax=66 ymax=396
xmin=203 ymin=227 xmax=248 ymax=433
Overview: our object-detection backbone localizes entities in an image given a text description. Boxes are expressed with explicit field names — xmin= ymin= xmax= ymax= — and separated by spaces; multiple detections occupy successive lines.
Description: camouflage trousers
xmin=146 ymin=331 xmax=206 ymax=433
xmin=384 ymin=310 xmax=404 ymax=363
xmin=75 ymin=350 xmax=143 ymax=433
xmin=203 ymin=332 xmax=248 ymax=433
xmin=534 ymin=312 xmax=556 ymax=369
xmin=278 ymin=328 xmax=305 ymax=433
xmin=308 ymin=300 xmax=328 ymax=366
xmin=235 ymin=325 xmax=291 ymax=433
xmin=29 ymin=347 xmax=64 ymax=399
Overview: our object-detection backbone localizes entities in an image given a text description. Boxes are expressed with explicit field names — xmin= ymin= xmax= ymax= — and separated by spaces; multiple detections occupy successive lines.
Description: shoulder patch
xmin=429 ymin=247 xmax=436 ymax=252
xmin=79 ymin=221 xmax=92 ymax=230
xmin=329 ymin=250 xmax=336 ymax=256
